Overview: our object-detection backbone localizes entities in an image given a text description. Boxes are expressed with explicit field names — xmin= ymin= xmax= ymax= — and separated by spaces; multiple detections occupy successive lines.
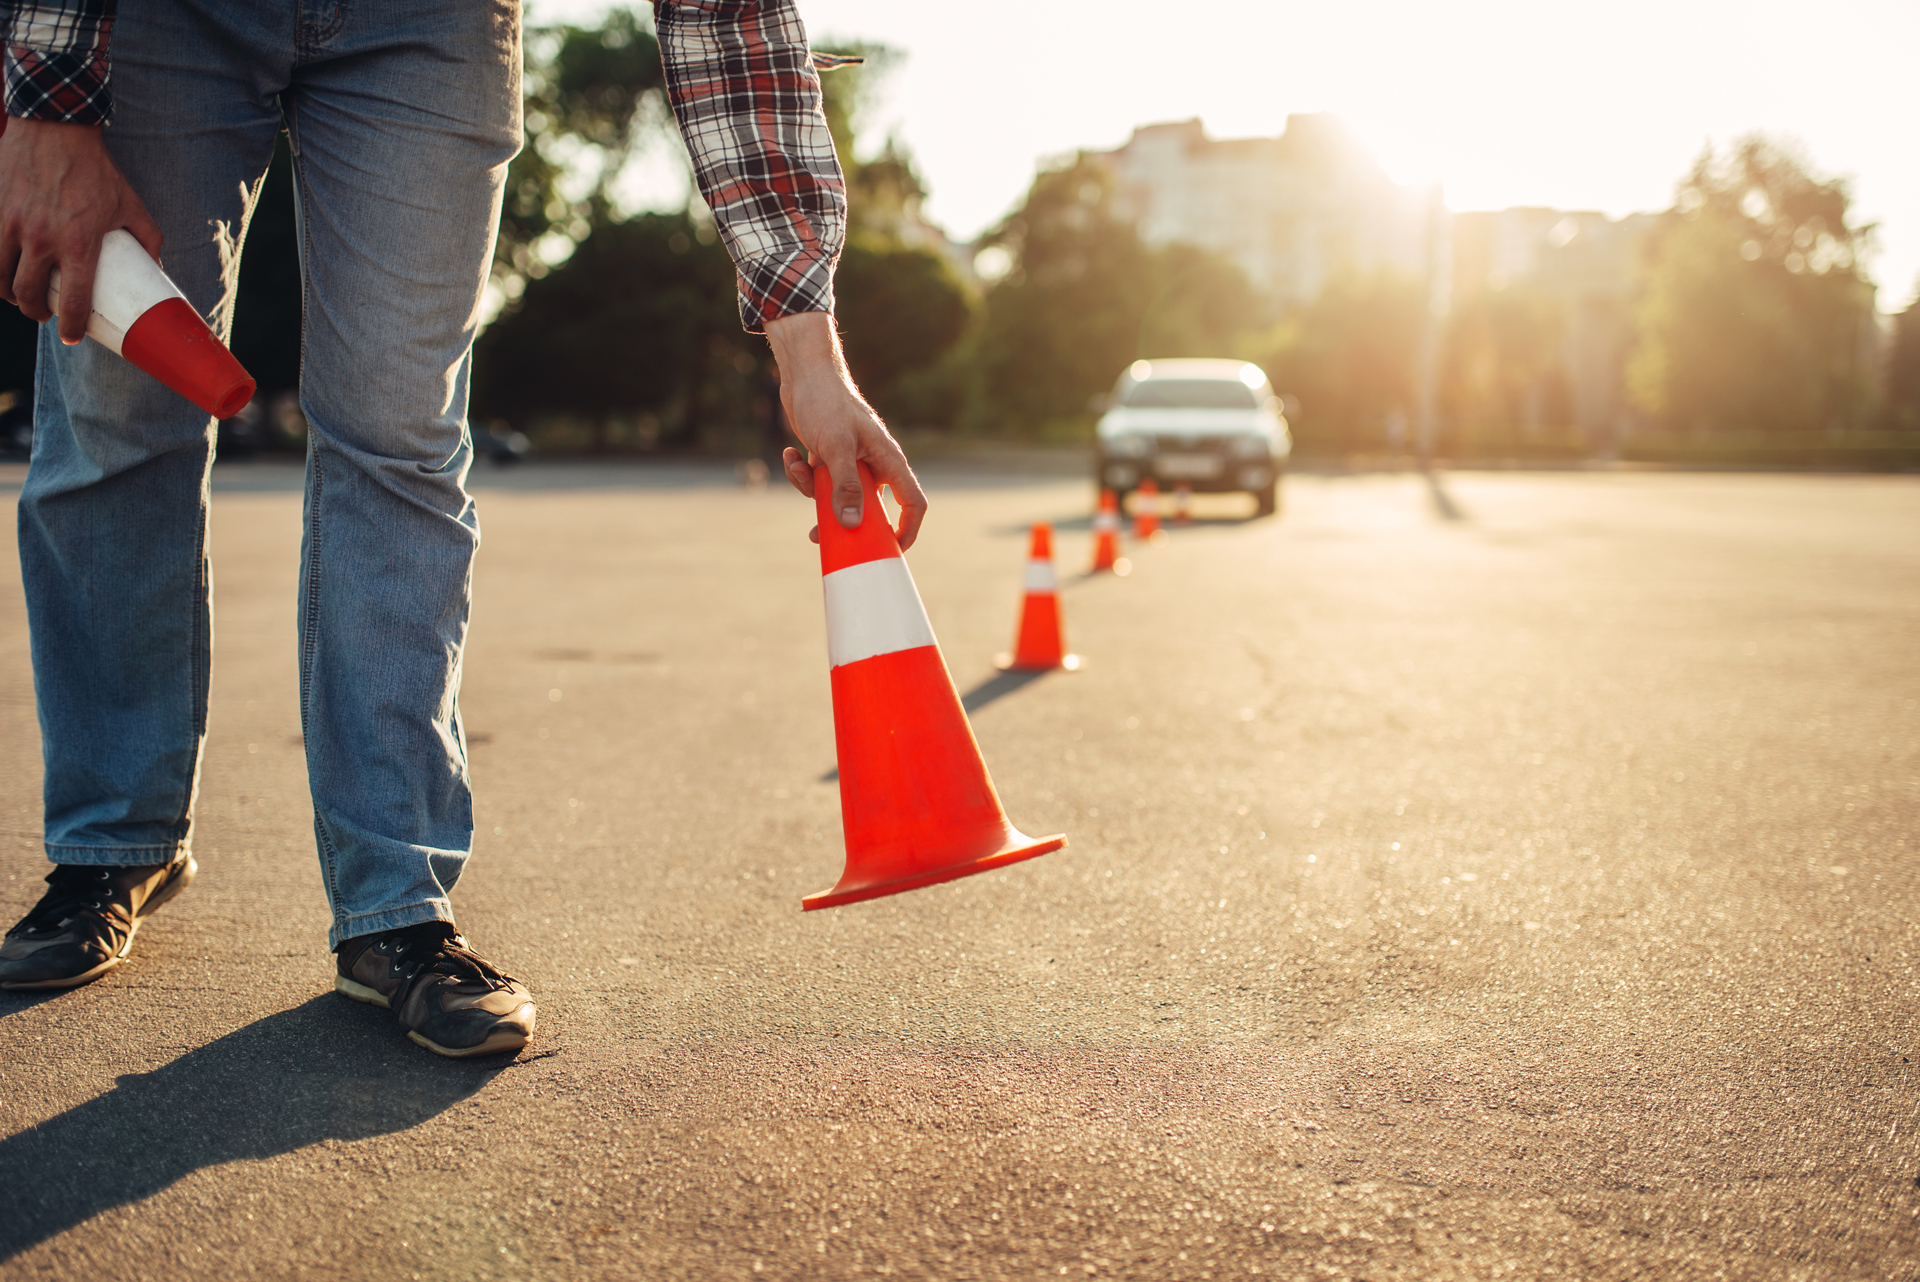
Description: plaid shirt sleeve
xmin=654 ymin=0 xmax=846 ymax=334
xmin=3 ymin=0 xmax=116 ymax=126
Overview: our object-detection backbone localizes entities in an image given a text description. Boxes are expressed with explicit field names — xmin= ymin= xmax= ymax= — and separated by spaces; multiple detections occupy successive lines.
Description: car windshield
xmin=1122 ymin=379 xmax=1260 ymax=410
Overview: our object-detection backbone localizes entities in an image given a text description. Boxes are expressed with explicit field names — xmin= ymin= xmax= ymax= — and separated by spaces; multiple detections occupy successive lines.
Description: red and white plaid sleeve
xmin=654 ymin=0 xmax=846 ymax=334
xmin=4 ymin=0 xmax=116 ymax=126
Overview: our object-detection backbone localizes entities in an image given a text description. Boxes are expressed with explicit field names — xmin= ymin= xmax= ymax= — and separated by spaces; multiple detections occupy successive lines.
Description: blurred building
xmin=1095 ymin=116 xmax=1430 ymax=310
xmin=1451 ymin=207 xmax=1659 ymax=447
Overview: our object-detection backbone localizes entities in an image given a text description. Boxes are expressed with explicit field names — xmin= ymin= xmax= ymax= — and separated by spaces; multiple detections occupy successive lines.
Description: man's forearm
xmin=764 ymin=311 xmax=855 ymax=397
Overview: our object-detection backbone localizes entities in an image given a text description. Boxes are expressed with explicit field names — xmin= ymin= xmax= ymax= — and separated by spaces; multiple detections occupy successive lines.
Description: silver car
xmin=1094 ymin=359 xmax=1291 ymax=516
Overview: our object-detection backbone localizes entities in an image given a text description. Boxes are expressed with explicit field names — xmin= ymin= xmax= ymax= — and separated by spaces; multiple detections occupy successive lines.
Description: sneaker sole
xmin=407 ymin=1026 xmax=532 ymax=1058
xmin=334 ymin=975 xmax=392 ymax=1008
xmin=0 ymin=953 xmax=127 ymax=991
xmin=0 ymin=855 xmax=197 ymax=991
xmin=335 ymin=975 xmax=533 ymax=1058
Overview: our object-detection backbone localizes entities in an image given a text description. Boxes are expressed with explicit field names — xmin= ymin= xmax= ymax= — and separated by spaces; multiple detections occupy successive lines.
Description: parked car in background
xmin=1095 ymin=359 xmax=1291 ymax=515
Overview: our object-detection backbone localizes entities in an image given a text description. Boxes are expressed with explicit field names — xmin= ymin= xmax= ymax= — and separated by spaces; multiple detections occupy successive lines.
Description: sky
xmin=536 ymin=0 xmax=1920 ymax=314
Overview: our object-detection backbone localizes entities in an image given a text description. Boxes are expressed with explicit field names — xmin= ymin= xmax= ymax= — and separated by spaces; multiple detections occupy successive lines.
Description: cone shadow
xmin=959 ymin=667 xmax=1049 ymax=714
xmin=0 ymin=995 xmax=504 ymax=1261
xmin=818 ymin=668 xmax=1052 ymax=783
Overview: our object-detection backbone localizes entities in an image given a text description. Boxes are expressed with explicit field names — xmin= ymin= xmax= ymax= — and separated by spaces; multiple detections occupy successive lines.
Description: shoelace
xmin=389 ymin=923 xmax=518 ymax=994
xmin=12 ymin=866 xmax=120 ymax=937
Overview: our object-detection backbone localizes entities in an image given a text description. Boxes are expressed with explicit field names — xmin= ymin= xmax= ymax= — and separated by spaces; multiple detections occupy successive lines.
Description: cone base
xmin=802 ymin=829 xmax=1066 ymax=911
xmin=994 ymin=652 xmax=1081 ymax=672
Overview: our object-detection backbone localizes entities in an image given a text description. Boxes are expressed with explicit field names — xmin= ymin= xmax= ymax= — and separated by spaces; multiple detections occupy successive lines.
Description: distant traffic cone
xmin=1173 ymin=481 xmax=1193 ymax=526
xmin=1090 ymin=488 xmax=1127 ymax=574
xmin=805 ymin=462 xmax=1066 ymax=910
xmin=48 ymin=229 xmax=255 ymax=418
xmin=995 ymin=523 xmax=1080 ymax=672
xmin=1133 ymin=478 xmax=1163 ymax=541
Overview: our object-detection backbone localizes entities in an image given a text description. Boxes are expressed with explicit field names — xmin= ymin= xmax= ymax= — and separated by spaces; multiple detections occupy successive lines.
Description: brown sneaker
xmin=334 ymin=921 xmax=536 ymax=1058
xmin=0 ymin=855 xmax=197 ymax=990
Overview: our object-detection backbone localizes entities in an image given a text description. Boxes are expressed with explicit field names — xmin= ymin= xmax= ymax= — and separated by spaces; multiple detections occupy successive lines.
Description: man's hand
xmin=764 ymin=310 xmax=928 ymax=552
xmin=0 ymin=117 xmax=163 ymax=345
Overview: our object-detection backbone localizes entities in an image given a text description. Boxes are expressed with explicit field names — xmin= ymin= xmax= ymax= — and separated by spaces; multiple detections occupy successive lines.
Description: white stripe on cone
xmin=1023 ymin=561 xmax=1057 ymax=592
xmin=46 ymin=230 xmax=187 ymax=357
xmin=823 ymin=557 xmax=937 ymax=669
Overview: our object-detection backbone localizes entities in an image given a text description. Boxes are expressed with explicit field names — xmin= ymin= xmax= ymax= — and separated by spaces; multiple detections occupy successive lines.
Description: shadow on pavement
xmin=0 ymin=995 xmax=503 ymax=1261
xmin=959 ymin=667 xmax=1049 ymax=714
xmin=992 ymin=509 xmax=1263 ymax=537
xmin=1425 ymin=470 xmax=1469 ymax=521
xmin=0 ymin=988 xmax=63 ymax=1020
xmin=818 ymin=668 xmax=1052 ymax=782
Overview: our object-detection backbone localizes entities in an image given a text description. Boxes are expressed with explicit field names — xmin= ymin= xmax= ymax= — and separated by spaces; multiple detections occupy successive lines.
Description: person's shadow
xmin=0 ymin=994 xmax=505 ymax=1261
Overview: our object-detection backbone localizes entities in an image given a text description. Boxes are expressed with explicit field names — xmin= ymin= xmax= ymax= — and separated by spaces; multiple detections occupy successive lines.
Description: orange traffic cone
xmin=48 ymin=230 xmax=255 ymax=419
xmin=1133 ymin=478 xmax=1163 ymax=541
xmin=1173 ymin=481 xmax=1193 ymax=526
xmin=996 ymin=522 xmax=1080 ymax=672
xmin=1090 ymin=488 xmax=1128 ymax=574
xmin=805 ymin=462 xmax=1066 ymax=910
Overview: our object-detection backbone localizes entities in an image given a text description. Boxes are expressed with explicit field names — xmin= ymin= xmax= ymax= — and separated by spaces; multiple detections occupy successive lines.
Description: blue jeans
xmin=18 ymin=0 xmax=521 ymax=948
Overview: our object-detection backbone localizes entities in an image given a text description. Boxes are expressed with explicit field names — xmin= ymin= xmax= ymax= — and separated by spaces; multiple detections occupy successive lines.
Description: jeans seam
xmin=338 ymin=902 xmax=451 ymax=929
xmin=295 ymin=0 xmax=350 ymax=56
xmin=47 ymin=842 xmax=179 ymax=854
xmin=175 ymin=496 xmax=210 ymax=845
xmin=291 ymin=141 xmax=340 ymax=915
xmin=314 ymin=812 xmax=344 ymax=922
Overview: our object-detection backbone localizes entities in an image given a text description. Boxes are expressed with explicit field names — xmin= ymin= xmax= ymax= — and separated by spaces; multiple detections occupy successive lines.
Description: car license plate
xmin=1156 ymin=453 xmax=1221 ymax=479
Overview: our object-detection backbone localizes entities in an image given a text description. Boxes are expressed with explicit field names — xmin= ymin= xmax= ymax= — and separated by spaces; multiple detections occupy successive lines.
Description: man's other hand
xmin=764 ymin=310 xmax=927 ymax=552
xmin=0 ymin=117 xmax=164 ymax=345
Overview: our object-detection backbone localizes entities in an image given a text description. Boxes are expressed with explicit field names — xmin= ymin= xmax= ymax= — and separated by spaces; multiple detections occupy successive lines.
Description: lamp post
xmin=1414 ymin=183 xmax=1451 ymax=468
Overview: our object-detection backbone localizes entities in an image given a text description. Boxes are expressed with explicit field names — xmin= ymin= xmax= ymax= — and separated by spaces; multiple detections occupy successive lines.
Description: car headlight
xmin=1104 ymin=433 xmax=1152 ymax=458
xmin=1229 ymin=435 xmax=1271 ymax=459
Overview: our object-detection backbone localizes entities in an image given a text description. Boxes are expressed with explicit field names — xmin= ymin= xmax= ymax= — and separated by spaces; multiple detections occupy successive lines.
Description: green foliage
xmin=813 ymin=41 xmax=895 ymax=172
xmin=1883 ymin=286 xmax=1920 ymax=430
xmin=970 ymin=156 xmax=1263 ymax=436
xmin=474 ymin=213 xmax=750 ymax=448
xmin=1626 ymin=136 xmax=1877 ymax=434
xmin=801 ymin=44 xmax=974 ymax=429
xmin=1438 ymin=283 xmax=1572 ymax=452
xmin=498 ymin=8 xmax=665 ymax=284
xmin=1260 ymin=272 xmax=1425 ymax=454
xmin=834 ymin=237 xmax=971 ymax=427
xmin=481 ymin=27 xmax=973 ymax=442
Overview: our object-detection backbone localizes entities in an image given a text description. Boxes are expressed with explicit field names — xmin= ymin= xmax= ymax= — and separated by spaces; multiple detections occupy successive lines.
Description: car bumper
xmin=1097 ymin=454 xmax=1282 ymax=492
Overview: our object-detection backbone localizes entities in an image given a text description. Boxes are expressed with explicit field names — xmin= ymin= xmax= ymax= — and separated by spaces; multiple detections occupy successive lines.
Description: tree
xmin=473 ymin=213 xmax=746 ymax=449
xmin=971 ymin=155 xmax=1263 ymax=436
xmin=1261 ymin=272 xmax=1425 ymax=455
xmin=811 ymin=47 xmax=975 ymax=429
xmin=1626 ymin=136 xmax=1877 ymax=435
xmin=1884 ymin=284 xmax=1920 ymax=431
xmin=496 ymin=8 xmax=666 ymax=290
xmin=834 ymin=237 xmax=971 ymax=427
xmin=1438 ymin=283 xmax=1571 ymax=451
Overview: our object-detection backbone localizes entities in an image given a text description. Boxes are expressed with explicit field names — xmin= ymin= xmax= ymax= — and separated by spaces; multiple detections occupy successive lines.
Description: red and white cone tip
xmin=49 ymin=230 xmax=256 ymax=419
xmin=996 ymin=521 xmax=1080 ymax=672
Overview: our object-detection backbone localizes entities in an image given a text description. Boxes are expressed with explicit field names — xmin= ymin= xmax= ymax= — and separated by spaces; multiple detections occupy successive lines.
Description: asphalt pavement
xmin=1 ymin=460 xmax=1916 ymax=1281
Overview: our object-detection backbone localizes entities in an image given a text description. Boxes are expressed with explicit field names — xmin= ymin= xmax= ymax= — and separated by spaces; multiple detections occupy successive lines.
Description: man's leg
xmin=1 ymin=4 xmax=287 ymax=988
xmin=288 ymin=1 xmax=534 ymax=1055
